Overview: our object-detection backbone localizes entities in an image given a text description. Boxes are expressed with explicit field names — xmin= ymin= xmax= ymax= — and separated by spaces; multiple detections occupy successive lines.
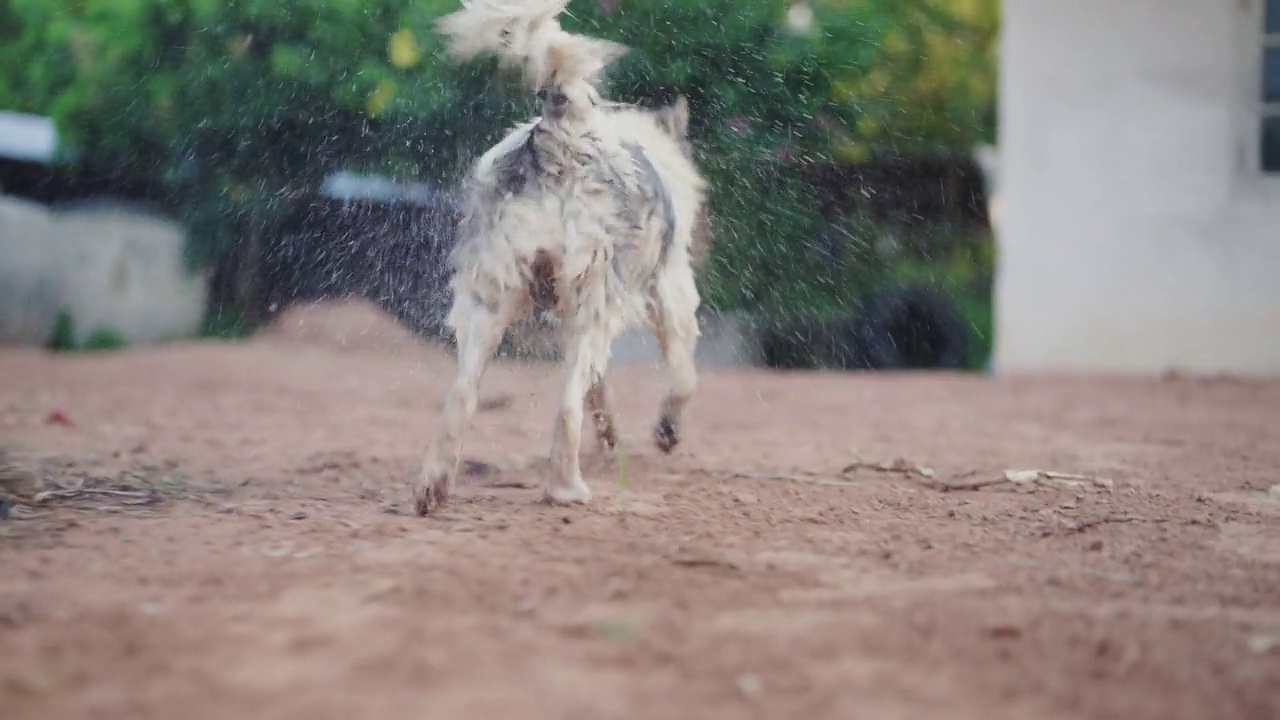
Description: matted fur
xmin=415 ymin=0 xmax=711 ymax=514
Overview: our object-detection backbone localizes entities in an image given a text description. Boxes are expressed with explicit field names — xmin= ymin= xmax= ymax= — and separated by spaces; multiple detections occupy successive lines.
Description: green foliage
xmin=200 ymin=305 xmax=253 ymax=340
xmin=1 ymin=0 xmax=998 ymax=322
xmin=82 ymin=327 xmax=128 ymax=351
xmin=882 ymin=226 xmax=995 ymax=369
xmin=46 ymin=311 xmax=76 ymax=351
xmin=45 ymin=311 xmax=129 ymax=352
xmin=564 ymin=0 xmax=998 ymax=317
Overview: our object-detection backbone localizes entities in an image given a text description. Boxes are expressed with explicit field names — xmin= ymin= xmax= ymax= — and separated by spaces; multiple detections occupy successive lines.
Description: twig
xmin=935 ymin=476 xmax=1011 ymax=492
xmin=5 ymin=505 xmax=50 ymax=520
xmin=727 ymin=471 xmax=855 ymax=487
xmin=725 ymin=460 xmax=1116 ymax=496
xmin=1003 ymin=469 xmax=1115 ymax=490
xmin=841 ymin=459 xmax=938 ymax=480
xmin=904 ymin=467 xmax=1115 ymax=493
xmin=671 ymin=557 xmax=740 ymax=571
xmin=34 ymin=487 xmax=154 ymax=504
xmin=95 ymin=505 xmax=161 ymax=515
xmin=1066 ymin=515 xmax=1162 ymax=533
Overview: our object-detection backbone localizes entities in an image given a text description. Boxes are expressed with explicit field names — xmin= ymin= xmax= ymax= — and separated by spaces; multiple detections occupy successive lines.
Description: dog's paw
xmin=540 ymin=478 xmax=592 ymax=506
xmin=653 ymin=417 xmax=679 ymax=453
xmin=596 ymin=428 xmax=618 ymax=453
xmin=414 ymin=472 xmax=450 ymax=516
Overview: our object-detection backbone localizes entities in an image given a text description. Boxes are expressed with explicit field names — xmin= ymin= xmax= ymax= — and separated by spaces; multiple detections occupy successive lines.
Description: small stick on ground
xmin=34 ymin=488 xmax=154 ymax=504
xmin=727 ymin=471 xmax=857 ymax=488
xmin=935 ymin=476 xmax=1014 ymax=492
xmin=836 ymin=459 xmax=1115 ymax=494
xmin=671 ymin=556 xmax=741 ymax=571
xmin=1003 ymin=469 xmax=1115 ymax=491
xmin=841 ymin=458 xmax=938 ymax=481
xmin=1066 ymin=514 xmax=1160 ymax=533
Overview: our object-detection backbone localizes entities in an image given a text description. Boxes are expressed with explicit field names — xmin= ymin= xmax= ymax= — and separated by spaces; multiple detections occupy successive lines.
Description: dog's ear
xmin=655 ymin=95 xmax=690 ymax=139
xmin=544 ymin=35 xmax=628 ymax=88
xmin=594 ymin=37 xmax=629 ymax=67
xmin=669 ymin=95 xmax=690 ymax=137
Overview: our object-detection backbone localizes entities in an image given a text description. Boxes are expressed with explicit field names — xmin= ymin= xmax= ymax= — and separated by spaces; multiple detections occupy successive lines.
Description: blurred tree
xmin=0 ymin=0 xmax=998 ymax=326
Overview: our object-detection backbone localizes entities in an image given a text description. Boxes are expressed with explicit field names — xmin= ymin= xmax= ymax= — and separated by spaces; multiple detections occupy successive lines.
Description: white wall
xmin=996 ymin=0 xmax=1280 ymax=375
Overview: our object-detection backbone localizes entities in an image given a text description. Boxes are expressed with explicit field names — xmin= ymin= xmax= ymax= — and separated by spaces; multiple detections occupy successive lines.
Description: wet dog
xmin=415 ymin=0 xmax=710 ymax=514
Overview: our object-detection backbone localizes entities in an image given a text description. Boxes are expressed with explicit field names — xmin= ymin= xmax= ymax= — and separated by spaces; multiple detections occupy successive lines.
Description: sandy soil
xmin=1 ymin=301 xmax=1279 ymax=720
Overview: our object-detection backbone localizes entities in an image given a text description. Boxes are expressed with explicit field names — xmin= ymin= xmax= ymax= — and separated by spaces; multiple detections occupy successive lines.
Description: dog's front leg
xmin=415 ymin=291 xmax=518 ymax=515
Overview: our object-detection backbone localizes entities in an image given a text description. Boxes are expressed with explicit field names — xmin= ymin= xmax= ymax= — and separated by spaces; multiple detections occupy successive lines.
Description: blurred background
xmin=0 ymin=0 xmax=999 ymax=373
xmin=2 ymin=0 xmax=1277 ymax=375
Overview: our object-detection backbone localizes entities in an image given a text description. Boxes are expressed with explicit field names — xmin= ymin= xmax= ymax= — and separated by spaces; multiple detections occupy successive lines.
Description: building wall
xmin=996 ymin=0 xmax=1280 ymax=375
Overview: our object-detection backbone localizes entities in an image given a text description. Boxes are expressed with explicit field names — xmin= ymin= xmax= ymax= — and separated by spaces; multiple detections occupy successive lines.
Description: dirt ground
xmin=1 ymin=301 xmax=1278 ymax=720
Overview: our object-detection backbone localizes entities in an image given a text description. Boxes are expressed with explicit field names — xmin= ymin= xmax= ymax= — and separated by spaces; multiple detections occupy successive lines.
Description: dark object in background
xmin=849 ymin=285 xmax=970 ymax=370
xmin=259 ymin=172 xmax=461 ymax=339
xmin=759 ymin=314 xmax=843 ymax=371
xmin=801 ymin=154 xmax=989 ymax=226
xmin=768 ymin=152 xmax=988 ymax=372
xmin=760 ymin=284 xmax=971 ymax=371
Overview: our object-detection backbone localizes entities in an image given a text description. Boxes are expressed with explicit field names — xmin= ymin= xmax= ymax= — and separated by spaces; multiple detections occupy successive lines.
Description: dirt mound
xmin=257 ymin=298 xmax=436 ymax=355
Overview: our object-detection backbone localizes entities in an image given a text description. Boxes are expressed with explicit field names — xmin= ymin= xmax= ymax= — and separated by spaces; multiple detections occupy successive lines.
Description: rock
xmin=1247 ymin=634 xmax=1279 ymax=654
xmin=0 ymin=195 xmax=207 ymax=347
xmin=53 ymin=202 xmax=208 ymax=346
xmin=0 ymin=196 xmax=65 ymax=345
xmin=1005 ymin=469 xmax=1041 ymax=484
xmin=736 ymin=674 xmax=764 ymax=699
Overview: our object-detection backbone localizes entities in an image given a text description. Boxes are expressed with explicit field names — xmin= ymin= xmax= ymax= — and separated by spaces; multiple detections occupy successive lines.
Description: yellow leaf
xmin=882 ymin=29 xmax=906 ymax=55
xmin=834 ymin=138 xmax=871 ymax=163
xmin=948 ymin=0 xmax=995 ymax=26
xmin=227 ymin=34 xmax=253 ymax=60
xmin=855 ymin=113 xmax=883 ymax=138
xmin=859 ymin=67 xmax=892 ymax=96
xmin=366 ymin=79 xmax=398 ymax=117
xmin=832 ymin=78 xmax=860 ymax=105
xmin=389 ymin=29 xmax=421 ymax=69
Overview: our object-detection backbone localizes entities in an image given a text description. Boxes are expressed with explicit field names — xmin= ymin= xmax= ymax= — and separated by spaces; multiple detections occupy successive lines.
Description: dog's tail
xmin=435 ymin=0 xmax=627 ymax=91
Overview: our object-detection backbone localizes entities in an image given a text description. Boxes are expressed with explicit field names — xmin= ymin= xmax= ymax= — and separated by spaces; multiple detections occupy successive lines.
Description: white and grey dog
xmin=415 ymin=0 xmax=711 ymax=515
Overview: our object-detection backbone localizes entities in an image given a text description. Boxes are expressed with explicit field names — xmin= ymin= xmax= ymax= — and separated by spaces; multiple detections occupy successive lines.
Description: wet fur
xmin=415 ymin=0 xmax=711 ymax=514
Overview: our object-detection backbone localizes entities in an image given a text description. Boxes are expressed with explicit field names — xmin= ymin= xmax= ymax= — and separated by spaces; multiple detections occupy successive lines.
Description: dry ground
xmin=1 ymin=301 xmax=1278 ymax=720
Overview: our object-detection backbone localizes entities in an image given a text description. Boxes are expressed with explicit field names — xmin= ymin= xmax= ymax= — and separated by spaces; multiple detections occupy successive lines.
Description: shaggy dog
xmin=415 ymin=0 xmax=711 ymax=515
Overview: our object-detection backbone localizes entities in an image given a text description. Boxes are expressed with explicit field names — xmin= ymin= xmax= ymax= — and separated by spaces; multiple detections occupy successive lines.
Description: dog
xmin=414 ymin=0 xmax=711 ymax=515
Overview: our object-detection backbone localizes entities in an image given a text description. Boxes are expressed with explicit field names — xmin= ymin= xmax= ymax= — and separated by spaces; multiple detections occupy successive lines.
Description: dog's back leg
xmin=533 ymin=250 xmax=617 ymax=454
xmin=545 ymin=310 xmax=620 ymax=505
xmin=415 ymin=289 xmax=523 ymax=515
xmin=650 ymin=268 xmax=700 ymax=454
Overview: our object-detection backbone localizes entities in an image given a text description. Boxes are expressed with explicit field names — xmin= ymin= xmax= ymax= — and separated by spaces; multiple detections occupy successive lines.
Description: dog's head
xmin=534 ymin=36 xmax=627 ymax=124
xmin=535 ymin=78 xmax=595 ymax=124
xmin=436 ymin=0 xmax=627 ymax=126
